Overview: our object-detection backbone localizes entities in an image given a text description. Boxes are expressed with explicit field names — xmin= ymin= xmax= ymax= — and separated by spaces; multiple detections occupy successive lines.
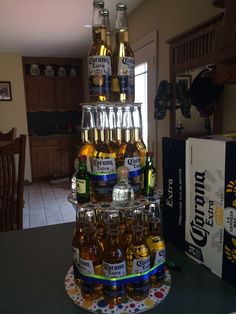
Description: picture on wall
xmin=0 ymin=81 xmax=12 ymax=101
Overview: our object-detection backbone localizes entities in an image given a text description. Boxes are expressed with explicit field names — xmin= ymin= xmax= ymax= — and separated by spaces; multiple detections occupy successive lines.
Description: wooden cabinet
xmin=23 ymin=57 xmax=84 ymax=112
xmin=54 ymin=77 xmax=82 ymax=110
xmin=218 ymin=0 xmax=236 ymax=63
xmin=215 ymin=0 xmax=236 ymax=84
xmin=30 ymin=136 xmax=81 ymax=180
xmin=25 ymin=77 xmax=56 ymax=111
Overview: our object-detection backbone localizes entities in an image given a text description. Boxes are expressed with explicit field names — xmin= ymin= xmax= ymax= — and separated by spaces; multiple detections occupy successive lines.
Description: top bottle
xmin=113 ymin=2 xmax=135 ymax=103
xmin=88 ymin=0 xmax=112 ymax=102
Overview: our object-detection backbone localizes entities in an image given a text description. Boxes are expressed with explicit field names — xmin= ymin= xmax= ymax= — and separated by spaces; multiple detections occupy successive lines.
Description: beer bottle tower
xmin=88 ymin=0 xmax=112 ymax=101
xmin=113 ymin=2 xmax=135 ymax=102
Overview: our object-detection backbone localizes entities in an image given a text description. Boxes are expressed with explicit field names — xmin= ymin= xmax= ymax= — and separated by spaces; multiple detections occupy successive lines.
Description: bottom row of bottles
xmin=72 ymin=206 xmax=166 ymax=304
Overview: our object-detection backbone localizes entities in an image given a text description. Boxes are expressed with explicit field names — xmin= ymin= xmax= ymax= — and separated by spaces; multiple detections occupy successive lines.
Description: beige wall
xmin=0 ymin=52 xmax=31 ymax=181
xmin=129 ymin=0 xmax=222 ymax=187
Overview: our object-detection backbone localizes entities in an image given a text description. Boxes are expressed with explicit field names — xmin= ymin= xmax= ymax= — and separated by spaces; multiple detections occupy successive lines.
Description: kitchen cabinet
xmin=22 ymin=57 xmax=84 ymax=112
xmin=215 ymin=0 xmax=236 ymax=83
xmin=30 ymin=136 xmax=81 ymax=180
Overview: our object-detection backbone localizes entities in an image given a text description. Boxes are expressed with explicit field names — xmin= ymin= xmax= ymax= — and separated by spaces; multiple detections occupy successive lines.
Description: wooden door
xmin=37 ymin=77 xmax=56 ymax=110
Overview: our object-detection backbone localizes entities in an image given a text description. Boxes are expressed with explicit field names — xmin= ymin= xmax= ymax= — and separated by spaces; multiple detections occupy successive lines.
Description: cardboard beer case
xmin=162 ymin=137 xmax=186 ymax=252
xmin=185 ymin=137 xmax=236 ymax=287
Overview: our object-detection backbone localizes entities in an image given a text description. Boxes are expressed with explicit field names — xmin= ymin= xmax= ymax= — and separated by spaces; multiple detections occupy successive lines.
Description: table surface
xmin=0 ymin=222 xmax=235 ymax=314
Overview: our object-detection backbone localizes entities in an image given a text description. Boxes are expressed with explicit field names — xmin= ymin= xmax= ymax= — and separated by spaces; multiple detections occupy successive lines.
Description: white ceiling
xmin=0 ymin=0 xmax=144 ymax=58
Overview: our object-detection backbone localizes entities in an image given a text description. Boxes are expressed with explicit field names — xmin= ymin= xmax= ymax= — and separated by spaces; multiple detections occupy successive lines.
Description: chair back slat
xmin=0 ymin=135 xmax=26 ymax=231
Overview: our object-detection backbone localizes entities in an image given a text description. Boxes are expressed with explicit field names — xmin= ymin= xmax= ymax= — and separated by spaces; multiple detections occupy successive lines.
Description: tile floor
xmin=23 ymin=181 xmax=76 ymax=229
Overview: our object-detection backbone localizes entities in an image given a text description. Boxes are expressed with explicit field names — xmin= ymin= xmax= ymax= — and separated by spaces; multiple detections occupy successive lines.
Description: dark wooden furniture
xmin=0 ymin=128 xmax=16 ymax=141
xmin=215 ymin=0 xmax=236 ymax=83
xmin=30 ymin=136 xmax=80 ymax=180
xmin=22 ymin=57 xmax=84 ymax=112
xmin=0 ymin=135 xmax=26 ymax=231
xmin=167 ymin=13 xmax=224 ymax=137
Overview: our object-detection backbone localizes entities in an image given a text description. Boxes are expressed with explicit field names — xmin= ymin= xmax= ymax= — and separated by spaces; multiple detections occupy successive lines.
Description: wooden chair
xmin=0 ymin=135 xmax=26 ymax=231
xmin=0 ymin=128 xmax=16 ymax=141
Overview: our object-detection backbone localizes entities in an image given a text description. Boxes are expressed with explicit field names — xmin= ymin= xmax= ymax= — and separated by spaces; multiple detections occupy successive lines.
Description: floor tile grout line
xmin=53 ymin=185 xmax=71 ymax=223
xmin=39 ymin=185 xmax=48 ymax=226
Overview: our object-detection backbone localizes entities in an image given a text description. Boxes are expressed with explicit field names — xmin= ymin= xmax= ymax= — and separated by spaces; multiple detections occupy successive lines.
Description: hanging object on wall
xmin=175 ymin=79 xmax=191 ymax=119
xmin=154 ymin=80 xmax=171 ymax=120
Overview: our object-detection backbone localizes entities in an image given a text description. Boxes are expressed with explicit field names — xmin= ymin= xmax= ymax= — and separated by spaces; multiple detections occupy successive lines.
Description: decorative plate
xmin=70 ymin=67 xmax=77 ymax=76
xmin=58 ymin=66 xmax=66 ymax=76
xmin=45 ymin=65 xmax=54 ymax=76
xmin=65 ymin=266 xmax=171 ymax=313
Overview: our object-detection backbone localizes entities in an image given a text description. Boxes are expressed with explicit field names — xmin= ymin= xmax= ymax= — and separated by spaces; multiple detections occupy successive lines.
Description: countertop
xmin=0 ymin=222 xmax=235 ymax=314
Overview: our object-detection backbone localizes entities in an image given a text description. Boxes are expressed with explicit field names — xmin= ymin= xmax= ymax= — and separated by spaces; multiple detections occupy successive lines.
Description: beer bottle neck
xmin=116 ymin=29 xmax=129 ymax=44
xmin=83 ymin=129 xmax=93 ymax=143
xmin=134 ymin=128 xmax=142 ymax=142
xmin=109 ymin=129 xmax=116 ymax=142
xmin=92 ymin=26 xmax=107 ymax=44
xmin=116 ymin=128 xmax=122 ymax=143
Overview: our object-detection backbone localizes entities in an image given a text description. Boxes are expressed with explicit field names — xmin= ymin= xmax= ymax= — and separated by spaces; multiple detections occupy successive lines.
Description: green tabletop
xmin=0 ymin=222 xmax=235 ymax=314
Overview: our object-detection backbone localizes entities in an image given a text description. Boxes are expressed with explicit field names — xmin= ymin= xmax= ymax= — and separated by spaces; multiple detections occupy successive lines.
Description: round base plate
xmin=65 ymin=266 xmax=171 ymax=313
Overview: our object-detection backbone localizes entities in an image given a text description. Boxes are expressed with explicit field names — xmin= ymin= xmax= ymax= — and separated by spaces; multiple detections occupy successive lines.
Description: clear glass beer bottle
xmin=126 ymin=226 xmax=150 ymax=300
xmin=79 ymin=225 xmax=103 ymax=300
xmin=88 ymin=1 xmax=112 ymax=101
xmin=100 ymin=8 xmax=111 ymax=50
xmin=113 ymin=3 xmax=135 ymax=102
xmin=79 ymin=105 xmax=95 ymax=173
xmin=107 ymin=104 xmax=119 ymax=155
xmin=146 ymin=217 xmax=166 ymax=287
xmin=132 ymin=104 xmax=146 ymax=168
xmin=117 ymin=104 xmax=141 ymax=196
xmin=102 ymin=229 xmax=127 ymax=305
xmin=91 ymin=104 xmax=116 ymax=201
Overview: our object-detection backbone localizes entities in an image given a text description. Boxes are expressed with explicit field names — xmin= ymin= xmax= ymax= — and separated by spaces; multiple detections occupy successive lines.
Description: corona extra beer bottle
xmin=126 ymin=226 xmax=150 ymax=300
xmin=146 ymin=217 xmax=166 ymax=287
xmin=117 ymin=104 xmax=141 ymax=196
xmin=79 ymin=105 xmax=95 ymax=173
xmin=88 ymin=1 xmax=112 ymax=101
xmin=113 ymin=3 xmax=135 ymax=102
xmin=100 ymin=8 xmax=111 ymax=50
xmin=90 ymin=104 xmax=116 ymax=201
xmin=72 ymin=207 xmax=86 ymax=286
xmin=133 ymin=104 xmax=146 ymax=168
xmin=107 ymin=104 xmax=119 ymax=155
xmin=102 ymin=229 xmax=126 ymax=305
xmin=79 ymin=225 xmax=103 ymax=300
